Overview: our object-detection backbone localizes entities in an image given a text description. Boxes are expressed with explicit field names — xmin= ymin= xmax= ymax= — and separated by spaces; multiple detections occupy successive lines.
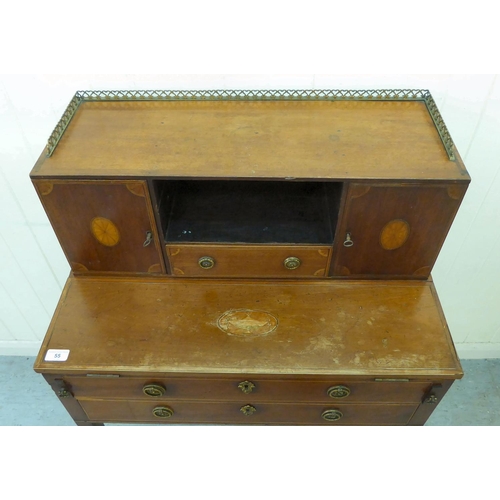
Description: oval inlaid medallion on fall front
xmin=91 ymin=217 xmax=120 ymax=247
xmin=380 ymin=219 xmax=410 ymax=250
xmin=217 ymin=309 xmax=278 ymax=337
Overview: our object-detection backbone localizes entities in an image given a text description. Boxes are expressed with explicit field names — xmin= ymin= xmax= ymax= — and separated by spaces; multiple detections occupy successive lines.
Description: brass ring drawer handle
xmin=240 ymin=404 xmax=257 ymax=416
xmin=283 ymin=256 xmax=301 ymax=270
xmin=152 ymin=406 xmax=174 ymax=418
xmin=322 ymin=409 xmax=343 ymax=422
xmin=198 ymin=256 xmax=215 ymax=269
xmin=143 ymin=383 xmax=166 ymax=397
xmin=238 ymin=381 xmax=255 ymax=394
xmin=327 ymin=385 xmax=350 ymax=399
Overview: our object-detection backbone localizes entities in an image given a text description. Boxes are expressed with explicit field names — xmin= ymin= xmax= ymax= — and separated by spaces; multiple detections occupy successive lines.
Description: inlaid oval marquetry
xmin=90 ymin=217 xmax=120 ymax=247
xmin=380 ymin=219 xmax=410 ymax=250
xmin=217 ymin=309 xmax=278 ymax=337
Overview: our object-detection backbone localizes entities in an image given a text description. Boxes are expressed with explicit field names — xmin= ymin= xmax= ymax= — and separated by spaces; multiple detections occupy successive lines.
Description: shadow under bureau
xmin=30 ymin=90 xmax=469 ymax=425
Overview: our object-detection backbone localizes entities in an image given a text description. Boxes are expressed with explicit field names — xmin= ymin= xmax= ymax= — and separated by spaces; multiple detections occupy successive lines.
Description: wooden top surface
xmin=34 ymin=276 xmax=462 ymax=378
xmin=32 ymin=100 xmax=468 ymax=181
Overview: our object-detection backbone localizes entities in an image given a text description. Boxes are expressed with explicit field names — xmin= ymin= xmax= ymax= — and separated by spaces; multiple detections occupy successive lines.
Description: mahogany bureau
xmin=31 ymin=89 xmax=470 ymax=425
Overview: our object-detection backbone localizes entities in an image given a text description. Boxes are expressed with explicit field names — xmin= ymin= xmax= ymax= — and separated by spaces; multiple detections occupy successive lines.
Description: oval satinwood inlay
xmin=380 ymin=219 xmax=410 ymax=250
xmin=91 ymin=217 xmax=120 ymax=247
xmin=217 ymin=309 xmax=278 ymax=337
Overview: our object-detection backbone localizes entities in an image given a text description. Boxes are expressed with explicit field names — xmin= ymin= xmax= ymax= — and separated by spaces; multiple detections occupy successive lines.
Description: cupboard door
xmin=34 ymin=180 xmax=164 ymax=273
xmin=332 ymin=183 xmax=467 ymax=278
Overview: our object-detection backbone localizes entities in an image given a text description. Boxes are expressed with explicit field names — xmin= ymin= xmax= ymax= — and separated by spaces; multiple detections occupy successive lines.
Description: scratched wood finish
xmin=30 ymin=100 xmax=469 ymax=181
xmin=32 ymin=180 xmax=164 ymax=274
xmin=34 ymin=276 xmax=462 ymax=378
xmin=166 ymin=244 xmax=331 ymax=277
xmin=332 ymin=182 xmax=468 ymax=278
xmin=28 ymin=95 xmax=467 ymax=425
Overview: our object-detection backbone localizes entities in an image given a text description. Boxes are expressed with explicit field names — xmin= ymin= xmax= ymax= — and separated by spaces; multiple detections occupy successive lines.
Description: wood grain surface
xmin=34 ymin=276 xmax=462 ymax=378
xmin=77 ymin=399 xmax=418 ymax=425
xmin=32 ymin=180 xmax=165 ymax=274
xmin=60 ymin=375 xmax=433 ymax=403
xmin=331 ymin=182 xmax=468 ymax=277
xmin=166 ymin=244 xmax=331 ymax=277
xmin=31 ymin=100 xmax=469 ymax=181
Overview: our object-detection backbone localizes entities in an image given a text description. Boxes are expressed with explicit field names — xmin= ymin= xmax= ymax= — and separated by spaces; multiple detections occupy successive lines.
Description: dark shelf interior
xmin=156 ymin=180 xmax=342 ymax=244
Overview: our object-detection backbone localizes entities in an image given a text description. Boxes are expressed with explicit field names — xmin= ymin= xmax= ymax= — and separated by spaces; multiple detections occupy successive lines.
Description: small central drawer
xmin=166 ymin=244 xmax=331 ymax=277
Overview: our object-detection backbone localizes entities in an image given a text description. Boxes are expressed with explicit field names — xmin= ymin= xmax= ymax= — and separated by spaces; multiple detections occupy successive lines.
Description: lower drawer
xmin=79 ymin=399 xmax=418 ymax=425
xmin=166 ymin=244 xmax=331 ymax=277
xmin=63 ymin=376 xmax=431 ymax=404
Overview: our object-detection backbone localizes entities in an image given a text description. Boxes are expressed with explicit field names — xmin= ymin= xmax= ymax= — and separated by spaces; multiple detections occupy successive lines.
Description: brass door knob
xmin=240 ymin=404 xmax=257 ymax=416
xmin=198 ymin=256 xmax=215 ymax=269
xmin=327 ymin=385 xmax=350 ymax=399
xmin=283 ymin=256 xmax=301 ymax=270
xmin=238 ymin=381 xmax=255 ymax=394
xmin=322 ymin=409 xmax=343 ymax=422
xmin=143 ymin=383 xmax=166 ymax=397
xmin=152 ymin=406 xmax=174 ymax=418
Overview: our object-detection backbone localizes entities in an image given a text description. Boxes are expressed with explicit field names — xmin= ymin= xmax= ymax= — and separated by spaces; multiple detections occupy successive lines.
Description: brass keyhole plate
xmin=238 ymin=381 xmax=256 ymax=394
xmin=240 ymin=405 xmax=257 ymax=416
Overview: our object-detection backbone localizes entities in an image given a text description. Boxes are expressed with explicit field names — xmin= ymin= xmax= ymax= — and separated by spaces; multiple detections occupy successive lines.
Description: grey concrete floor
xmin=0 ymin=356 xmax=498 ymax=425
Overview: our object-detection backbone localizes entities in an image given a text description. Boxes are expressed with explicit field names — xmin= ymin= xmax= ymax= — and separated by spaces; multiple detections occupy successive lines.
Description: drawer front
xmin=64 ymin=376 xmax=431 ymax=404
xmin=80 ymin=399 xmax=418 ymax=425
xmin=166 ymin=244 xmax=331 ymax=277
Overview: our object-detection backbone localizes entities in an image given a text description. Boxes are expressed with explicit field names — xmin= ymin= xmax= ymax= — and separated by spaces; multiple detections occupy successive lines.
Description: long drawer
xmin=63 ymin=376 xmax=432 ymax=403
xmin=166 ymin=244 xmax=331 ymax=277
xmin=79 ymin=399 xmax=418 ymax=425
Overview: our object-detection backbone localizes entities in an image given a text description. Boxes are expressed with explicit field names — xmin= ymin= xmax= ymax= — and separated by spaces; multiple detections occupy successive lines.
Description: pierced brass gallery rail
xmin=46 ymin=89 xmax=455 ymax=161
